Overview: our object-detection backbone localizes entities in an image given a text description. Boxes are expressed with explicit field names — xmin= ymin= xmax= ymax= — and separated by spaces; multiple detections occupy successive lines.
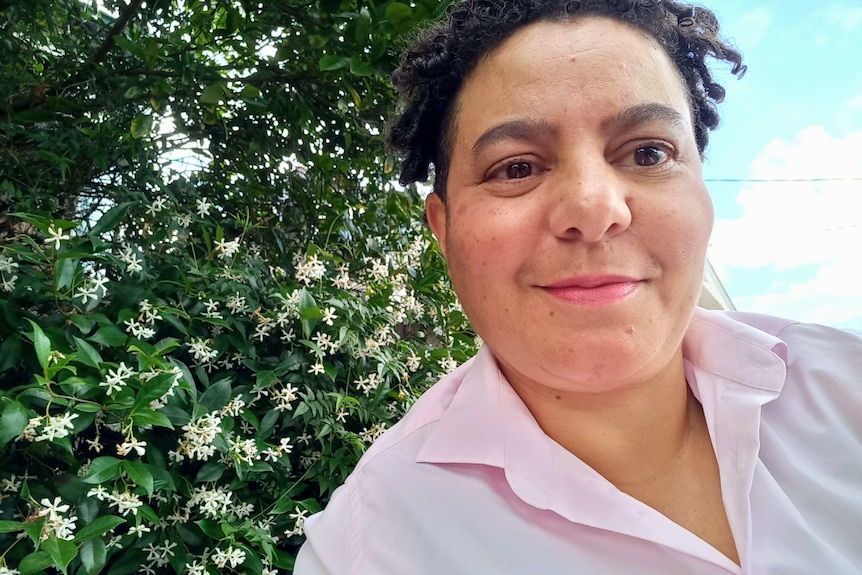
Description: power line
xmin=705 ymin=177 xmax=862 ymax=183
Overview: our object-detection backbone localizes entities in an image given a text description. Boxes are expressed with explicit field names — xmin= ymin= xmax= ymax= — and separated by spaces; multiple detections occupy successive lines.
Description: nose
xmin=548 ymin=160 xmax=632 ymax=242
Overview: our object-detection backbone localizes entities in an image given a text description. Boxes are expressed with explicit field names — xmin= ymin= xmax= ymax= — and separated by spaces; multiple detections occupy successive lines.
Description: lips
xmin=542 ymin=275 xmax=640 ymax=305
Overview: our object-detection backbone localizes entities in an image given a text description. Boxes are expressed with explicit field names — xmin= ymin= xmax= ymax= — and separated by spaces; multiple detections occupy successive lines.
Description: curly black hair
xmin=387 ymin=0 xmax=746 ymax=201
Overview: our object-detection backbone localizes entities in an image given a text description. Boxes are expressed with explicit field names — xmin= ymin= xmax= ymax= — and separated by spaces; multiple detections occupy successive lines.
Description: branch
xmin=90 ymin=0 xmax=147 ymax=65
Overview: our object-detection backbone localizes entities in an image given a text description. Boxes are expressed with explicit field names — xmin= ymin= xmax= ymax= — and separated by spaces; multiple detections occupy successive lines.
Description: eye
xmin=633 ymin=145 xmax=670 ymax=167
xmin=505 ymin=162 xmax=533 ymax=179
xmin=487 ymin=160 xmax=535 ymax=182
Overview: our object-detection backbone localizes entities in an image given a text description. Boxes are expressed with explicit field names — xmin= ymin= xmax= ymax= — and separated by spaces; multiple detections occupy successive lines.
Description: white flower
xmin=100 ymin=362 xmax=135 ymax=396
xmin=38 ymin=496 xmax=70 ymax=517
xmin=106 ymin=490 xmax=143 ymax=517
xmin=214 ymin=238 xmax=240 ymax=260
xmin=128 ymin=524 xmax=152 ymax=537
xmin=0 ymin=566 xmax=21 ymax=575
xmin=90 ymin=275 xmax=109 ymax=296
xmin=117 ymin=438 xmax=147 ymax=457
xmin=118 ymin=245 xmax=143 ymax=274
xmin=1 ymin=476 xmax=21 ymax=493
xmin=87 ymin=485 xmax=109 ymax=500
xmin=43 ymin=225 xmax=71 ymax=250
xmin=272 ymin=384 xmax=299 ymax=412
xmin=321 ymin=306 xmax=337 ymax=326
xmin=0 ymin=273 xmax=16 ymax=292
xmin=185 ymin=561 xmax=207 ymax=575
xmin=278 ymin=437 xmax=294 ymax=454
xmin=176 ymin=213 xmax=192 ymax=227
xmin=294 ymin=253 xmax=327 ymax=286
xmin=123 ymin=318 xmax=155 ymax=339
xmin=212 ymin=546 xmax=246 ymax=569
xmin=188 ymin=338 xmax=218 ymax=364
xmin=35 ymin=413 xmax=79 ymax=442
xmin=195 ymin=198 xmax=213 ymax=217
xmin=0 ymin=253 xmax=18 ymax=273
xmin=440 ymin=356 xmax=458 ymax=373
xmin=288 ymin=506 xmax=309 ymax=536
xmin=145 ymin=196 xmax=169 ymax=216
xmin=308 ymin=362 xmax=325 ymax=375
xmin=406 ymin=351 xmax=421 ymax=372
xmin=225 ymin=293 xmax=248 ymax=315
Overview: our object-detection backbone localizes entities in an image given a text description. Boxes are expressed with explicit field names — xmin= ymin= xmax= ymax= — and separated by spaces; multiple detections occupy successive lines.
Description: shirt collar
xmin=414 ymin=309 xmax=790 ymax=566
xmin=417 ymin=309 xmax=789 ymax=469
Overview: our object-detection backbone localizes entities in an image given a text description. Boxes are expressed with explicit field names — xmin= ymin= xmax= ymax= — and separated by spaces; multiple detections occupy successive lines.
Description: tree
xmin=0 ymin=1 xmax=473 ymax=573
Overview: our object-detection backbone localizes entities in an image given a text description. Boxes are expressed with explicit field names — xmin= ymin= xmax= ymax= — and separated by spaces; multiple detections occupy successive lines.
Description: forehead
xmin=452 ymin=17 xmax=692 ymax=138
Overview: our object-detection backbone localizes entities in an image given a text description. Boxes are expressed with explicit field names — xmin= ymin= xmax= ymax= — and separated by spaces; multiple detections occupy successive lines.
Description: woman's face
xmin=426 ymin=17 xmax=714 ymax=396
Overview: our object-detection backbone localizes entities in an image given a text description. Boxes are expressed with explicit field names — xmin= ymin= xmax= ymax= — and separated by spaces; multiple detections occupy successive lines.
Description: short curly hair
xmin=387 ymin=0 xmax=746 ymax=201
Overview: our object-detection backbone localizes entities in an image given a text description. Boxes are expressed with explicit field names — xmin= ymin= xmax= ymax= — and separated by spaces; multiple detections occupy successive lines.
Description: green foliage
xmin=0 ymin=0 xmax=473 ymax=573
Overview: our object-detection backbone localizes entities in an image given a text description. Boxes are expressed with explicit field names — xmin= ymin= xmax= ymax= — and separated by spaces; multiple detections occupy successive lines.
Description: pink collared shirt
xmin=296 ymin=309 xmax=862 ymax=574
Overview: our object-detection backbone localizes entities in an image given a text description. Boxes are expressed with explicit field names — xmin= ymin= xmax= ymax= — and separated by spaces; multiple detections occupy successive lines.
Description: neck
xmin=503 ymin=352 xmax=701 ymax=488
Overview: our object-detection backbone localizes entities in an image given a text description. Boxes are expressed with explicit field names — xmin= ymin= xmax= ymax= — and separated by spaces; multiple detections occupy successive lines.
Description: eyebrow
xmin=601 ymin=103 xmax=688 ymax=133
xmin=471 ymin=117 xmax=556 ymax=160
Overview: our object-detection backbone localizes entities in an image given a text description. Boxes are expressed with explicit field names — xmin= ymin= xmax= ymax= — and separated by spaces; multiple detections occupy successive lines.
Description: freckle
xmin=549 ymin=311 xmax=555 ymax=317
xmin=555 ymin=395 xmax=562 ymax=400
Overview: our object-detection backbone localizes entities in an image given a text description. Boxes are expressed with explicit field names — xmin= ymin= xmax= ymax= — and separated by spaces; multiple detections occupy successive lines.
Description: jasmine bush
xmin=0 ymin=0 xmax=471 ymax=573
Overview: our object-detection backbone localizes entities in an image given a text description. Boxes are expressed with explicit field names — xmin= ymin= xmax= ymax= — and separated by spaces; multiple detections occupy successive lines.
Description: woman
xmin=296 ymin=1 xmax=862 ymax=573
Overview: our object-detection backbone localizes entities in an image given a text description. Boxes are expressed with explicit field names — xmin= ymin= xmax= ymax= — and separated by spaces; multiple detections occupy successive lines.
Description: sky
xmin=702 ymin=0 xmax=862 ymax=330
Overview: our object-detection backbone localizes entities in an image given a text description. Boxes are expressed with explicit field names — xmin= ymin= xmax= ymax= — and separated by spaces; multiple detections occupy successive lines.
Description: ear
xmin=425 ymin=192 xmax=448 ymax=258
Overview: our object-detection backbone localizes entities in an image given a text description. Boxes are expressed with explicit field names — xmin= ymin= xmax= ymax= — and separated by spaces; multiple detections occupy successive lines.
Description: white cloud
xmin=826 ymin=4 xmax=862 ymax=32
xmin=732 ymin=259 xmax=862 ymax=330
xmin=736 ymin=7 xmax=771 ymax=49
xmin=709 ymin=125 xmax=862 ymax=327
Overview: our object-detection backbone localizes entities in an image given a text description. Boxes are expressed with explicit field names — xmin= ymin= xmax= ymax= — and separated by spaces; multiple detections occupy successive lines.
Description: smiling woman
xmin=295 ymin=1 xmax=862 ymax=574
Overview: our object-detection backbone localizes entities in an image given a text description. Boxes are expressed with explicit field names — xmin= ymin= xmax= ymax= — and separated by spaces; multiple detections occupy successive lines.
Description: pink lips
xmin=543 ymin=275 xmax=640 ymax=306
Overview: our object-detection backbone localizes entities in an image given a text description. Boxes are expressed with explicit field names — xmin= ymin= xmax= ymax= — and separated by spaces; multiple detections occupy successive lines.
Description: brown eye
xmin=506 ymin=162 xmax=533 ymax=179
xmin=634 ymin=146 xmax=668 ymax=166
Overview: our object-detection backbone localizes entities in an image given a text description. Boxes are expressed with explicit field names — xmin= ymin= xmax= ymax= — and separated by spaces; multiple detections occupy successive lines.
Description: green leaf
xmin=240 ymin=84 xmax=260 ymax=99
xmin=130 ymin=114 xmax=153 ymax=139
xmin=90 ymin=202 xmax=136 ymax=237
xmin=73 ymin=336 xmax=104 ymax=370
xmin=57 ymin=257 xmax=79 ymax=290
xmin=319 ymin=54 xmax=349 ymax=71
xmin=385 ymin=2 xmax=413 ymax=26
xmin=79 ymin=537 xmax=108 ymax=575
xmin=0 ymin=519 xmax=23 ymax=532
xmin=124 ymin=460 xmax=154 ymax=495
xmin=0 ymin=400 xmax=29 ymax=449
xmin=148 ymin=464 xmax=177 ymax=493
xmin=75 ymin=515 xmax=125 ymax=542
xmin=198 ymin=378 xmax=232 ymax=413
xmin=89 ymin=325 xmax=127 ymax=347
xmin=195 ymin=461 xmax=225 ymax=483
xmin=43 ymin=537 xmax=78 ymax=573
xmin=81 ymin=456 xmax=123 ymax=484
xmin=349 ymin=56 xmax=374 ymax=77
xmin=26 ymin=319 xmax=51 ymax=371
xmin=23 ymin=516 xmax=46 ymax=546
xmin=123 ymin=86 xmax=144 ymax=99
xmin=131 ymin=372 xmax=177 ymax=412
xmin=354 ymin=7 xmax=373 ymax=45
xmin=196 ymin=518 xmax=223 ymax=539
xmin=18 ymin=551 xmax=53 ymax=575
xmin=131 ymin=408 xmax=174 ymax=428
xmin=200 ymin=82 xmax=228 ymax=105
xmin=0 ymin=334 xmax=22 ymax=372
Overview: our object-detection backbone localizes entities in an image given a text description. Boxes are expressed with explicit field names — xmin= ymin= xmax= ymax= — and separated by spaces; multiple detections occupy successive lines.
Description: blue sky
xmin=702 ymin=0 xmax=862 ymax=329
